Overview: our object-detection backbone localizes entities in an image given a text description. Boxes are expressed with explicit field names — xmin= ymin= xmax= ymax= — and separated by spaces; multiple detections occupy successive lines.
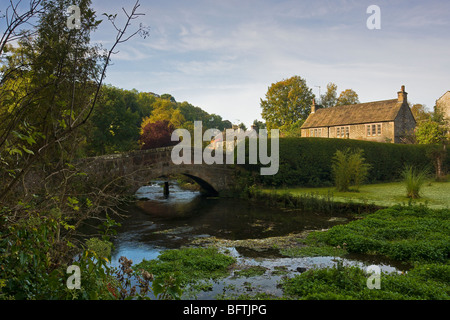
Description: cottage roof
xmin=301 ymin=99 xmax=403 ymax=129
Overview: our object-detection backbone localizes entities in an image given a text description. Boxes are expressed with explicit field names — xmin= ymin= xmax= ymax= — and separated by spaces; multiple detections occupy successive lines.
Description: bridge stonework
xmin=78 ymin=147 xmax=238 ymax=195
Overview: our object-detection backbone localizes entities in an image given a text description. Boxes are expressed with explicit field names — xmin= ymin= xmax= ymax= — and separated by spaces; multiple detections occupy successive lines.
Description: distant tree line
xmin=80 ymin=86 xmax=233 ymax=155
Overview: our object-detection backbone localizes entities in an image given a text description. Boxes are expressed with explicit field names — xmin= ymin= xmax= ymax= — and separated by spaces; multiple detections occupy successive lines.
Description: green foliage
xmin=0 ymin=208 xmax=181 ymax=300
xmin=331 ymin=148 xmax=371 ymax=192
xmin=0 ymin=0 xmax=105 ymax=187
xmin=260 ymin=75 xmax=315 ymax=130
xmin=402 ymin=165 xmax=429 ymax=198
xmin=415 ymin=119 xmax=448 ymax=145
xmin=151 ymin=274 xmax=183 ymax=300
xmin=282 ymin=263 xmax=450 ymax=300
xmin=86 ymin=238 xmax=112 ymax=259
xmin=233 ymin=266 xmax=267 ymax=278
xmin=84 ymin=85 xmax=142 ymax=155
xmin=313 ymin=205 xmax=450 ymax=263
xmin=0 ymin=211 xmax=116 ymax=300
xmin=82 ymin=88 xmax=233 ymax=155
xmin=280 ymin=232 xmax=347 ymax=258
xmin=253 ymin=138 xmax=448 ymax=187
xmin=335 ymin=89 xmax=360 ymax=106
xmin=280 ymin=119 xmax=304 ymax=138
xmin=135 ymin=247 xmax=236 ymax=294
xmin=319 ymin=82 xmax=338 ymax=108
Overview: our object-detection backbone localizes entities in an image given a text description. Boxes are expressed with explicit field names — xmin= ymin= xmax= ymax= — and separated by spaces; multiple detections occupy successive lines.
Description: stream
xmin=109 ymin=180 xmax=406 ymax=299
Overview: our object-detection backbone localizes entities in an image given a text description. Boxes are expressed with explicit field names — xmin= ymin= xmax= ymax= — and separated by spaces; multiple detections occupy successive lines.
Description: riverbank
xmin=135 ymin=203 xmax=449 ymax=300
xmin=261 ymin=180 xmax=450 ymax=209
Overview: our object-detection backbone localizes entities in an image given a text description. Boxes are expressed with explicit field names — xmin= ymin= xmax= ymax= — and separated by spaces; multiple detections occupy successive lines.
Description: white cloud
xmin=95 ymin=0 xmax=450 ymax=126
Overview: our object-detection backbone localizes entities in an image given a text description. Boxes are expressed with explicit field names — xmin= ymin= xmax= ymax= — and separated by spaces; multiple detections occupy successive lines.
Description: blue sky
xmin=90 ymin=0 xmax=449 ymax=126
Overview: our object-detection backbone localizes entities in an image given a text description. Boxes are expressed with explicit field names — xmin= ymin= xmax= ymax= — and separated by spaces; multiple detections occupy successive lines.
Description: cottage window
xmin=314 ymin=129 xmax=318 ymax=137
xmin=310 ymin=129 xmax=313 ymax=137
xmin=335 ymin=126 xmax=349 ymax=138
xmin=318 ymin=128 xmax=322 ymax=137
xmin=367 ymin=123 xmax=382 ymax=137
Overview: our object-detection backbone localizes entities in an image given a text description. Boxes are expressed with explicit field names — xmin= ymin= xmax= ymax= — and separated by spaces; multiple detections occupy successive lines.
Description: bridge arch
xmin=77 ymin=147 xmax=237 ymax=197
xmin=151 ymin=172 xmax=219 ymax=196
xmin=180 ymin=174 xmax=218 ymax=195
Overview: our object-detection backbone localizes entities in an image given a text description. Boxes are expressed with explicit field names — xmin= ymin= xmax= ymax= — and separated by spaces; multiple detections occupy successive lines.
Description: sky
xmin=74 ymin=0 xmax=450 ymax=125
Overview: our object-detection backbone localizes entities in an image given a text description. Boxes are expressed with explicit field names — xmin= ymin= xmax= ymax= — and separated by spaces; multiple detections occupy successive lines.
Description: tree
xmin=251 ymin=119 xmax=266 ymax=133
xmin=160 ymin=93 xmax=176 ymax=103
xmin=281 ymin=119 xmax=304 ymax=138
xmin=237 ymin=122 xmax=247 ymax=131
xmin=415 ymin=110 xmax=449 ymax=180
xmin=0 ymin=0 xmax=148 ymax=201
xmin=140 ymin=120 xmax=177 ymax=150
xmin=415 ymin=119 xmax=447 ymax=145
xmin=260 ymin=76 xmax=315 ymax=130
xmin=411 ymin=103 xmax=431 ymax=123
xmin=320 ymin=83 xmax=338 ymax=108
xmin=140 ymin=98 xmax=185 ymax=131
xmin=335 ymin=89 xmax=360 ymax=106
xmin=86 ymin=86 xmax=140 ymax=155
xmin=0 ymin=0 xmax=150 ymax=299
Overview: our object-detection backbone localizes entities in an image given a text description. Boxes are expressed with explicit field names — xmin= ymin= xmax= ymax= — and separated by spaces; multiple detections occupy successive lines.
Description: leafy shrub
xmin=0 ymin=214 xmax=117 ymax=300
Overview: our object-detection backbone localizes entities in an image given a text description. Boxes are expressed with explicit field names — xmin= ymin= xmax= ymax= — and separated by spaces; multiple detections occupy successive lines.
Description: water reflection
xmin=110 ymin=180 xmax=406 ymax=298
xmin=113 ymin=180 xmax=351 ymax=258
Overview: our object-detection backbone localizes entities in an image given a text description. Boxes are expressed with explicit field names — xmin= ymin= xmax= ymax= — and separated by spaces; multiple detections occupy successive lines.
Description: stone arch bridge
xmin=77 ymin=147 xmax=239 ymax=196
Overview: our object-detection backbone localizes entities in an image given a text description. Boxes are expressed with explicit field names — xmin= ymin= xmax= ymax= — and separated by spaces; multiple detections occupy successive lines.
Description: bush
xmin=0 ymin=214 xmax=117 ymax=300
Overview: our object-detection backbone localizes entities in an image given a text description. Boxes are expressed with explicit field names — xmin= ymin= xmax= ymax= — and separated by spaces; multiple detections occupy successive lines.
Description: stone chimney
xmin=397 ymin=85 xmax=407 ymax=103
xmin=311 ymin=99 xmax=316 ymax=114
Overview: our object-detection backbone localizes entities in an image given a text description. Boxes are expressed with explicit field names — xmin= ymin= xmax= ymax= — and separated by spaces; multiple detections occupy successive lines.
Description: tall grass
xmin=332 ymin=148 xmax=371 ymax=192
xmin=402 ymin=165 xmax=429 ymax=199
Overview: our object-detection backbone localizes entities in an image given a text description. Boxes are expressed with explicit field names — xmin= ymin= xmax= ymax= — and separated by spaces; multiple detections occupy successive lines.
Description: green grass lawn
xmin=263 ymin=180 xmax=450 ymax=209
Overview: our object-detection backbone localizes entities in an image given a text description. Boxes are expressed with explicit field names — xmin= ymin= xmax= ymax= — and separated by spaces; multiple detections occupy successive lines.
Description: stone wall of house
xmin=436 ymin=92 xmax=450 ymax=125
xmin=394 ymin=103 xmax=416 ymax=143
xmin=351 ymin=122 xmax=395 ymax=143
xmin=301 ymin=122 xmax=396 ymax=142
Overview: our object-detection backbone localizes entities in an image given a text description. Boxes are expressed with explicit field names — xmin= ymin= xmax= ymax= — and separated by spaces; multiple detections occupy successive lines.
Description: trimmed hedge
xmin=245 ymin=138 xmax=450 ymax=187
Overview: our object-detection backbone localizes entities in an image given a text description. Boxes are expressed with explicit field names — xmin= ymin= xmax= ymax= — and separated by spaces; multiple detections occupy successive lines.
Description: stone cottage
xmin=435 ymin=91 xmax=450 ymax=126
xmin=300 ymin=86 xmax=416 ymax=143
